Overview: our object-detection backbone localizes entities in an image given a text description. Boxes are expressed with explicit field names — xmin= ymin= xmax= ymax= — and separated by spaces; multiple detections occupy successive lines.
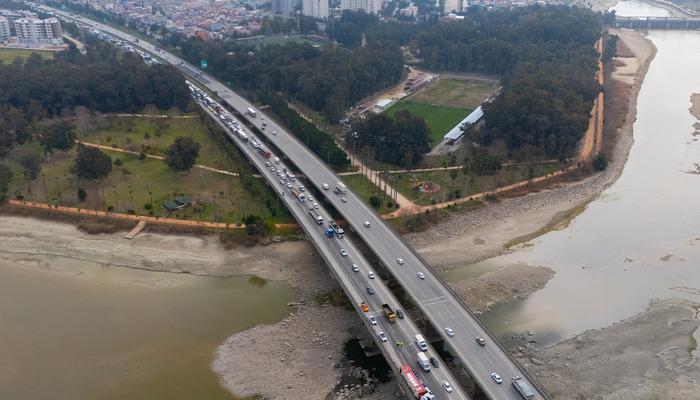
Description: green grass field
xmin=5 ymin=115 xmax=294 ymax=224
xmin=389 ymin=162 xmax=566 ymax=206
xmin=236 ymin=35 xmax=327 ymax=49
xmin=77 ymin=115 xmax=238 ymax=172
xmin=0 ymin=48 xmax=55 ymax=64
xmin=386 ymin=101 xmax=470 ymax=147
xmin=410 ymin=78 xmax=497 ymax=110
xmin=341 ymin=174 xmax=398 ymax=215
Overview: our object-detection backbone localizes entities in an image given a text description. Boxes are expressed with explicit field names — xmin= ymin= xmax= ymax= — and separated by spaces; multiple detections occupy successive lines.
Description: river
xmin=458 ymin=0 xmax=700 ymax=345
xmin=0 ymin=261 xmax=293 ymax=400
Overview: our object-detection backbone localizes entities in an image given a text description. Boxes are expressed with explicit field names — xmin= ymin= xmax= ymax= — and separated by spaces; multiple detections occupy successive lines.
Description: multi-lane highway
xmin=35 ymin=4 xmax=546 ymax=399
xmin=188 ymin=82 xmax=468 ymax=400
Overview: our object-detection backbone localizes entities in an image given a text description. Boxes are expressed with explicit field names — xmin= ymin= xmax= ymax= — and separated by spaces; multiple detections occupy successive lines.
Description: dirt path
xmin=77 ymin=141 xmax=240 ymax=176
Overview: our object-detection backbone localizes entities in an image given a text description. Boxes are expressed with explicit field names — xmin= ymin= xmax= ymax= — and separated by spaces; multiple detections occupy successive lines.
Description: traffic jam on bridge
xmin=47 ymin=8 xmax=539 ymax=398
xmin=186 ymin=80 xmax=462 ymax=400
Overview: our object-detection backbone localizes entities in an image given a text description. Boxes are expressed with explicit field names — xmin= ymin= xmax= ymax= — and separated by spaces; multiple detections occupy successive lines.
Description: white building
xmin=14 ymin=17 xmax=63 ymax=46
xmin=302 ymin=0 xmax=329 ymax=19
xmin=340 ymin=0 xmax=382 ymax=15
xmin=0 ymin=17 xmax=11 ymax=44
xmin=273 ymin=0 xmax=301 ymax=15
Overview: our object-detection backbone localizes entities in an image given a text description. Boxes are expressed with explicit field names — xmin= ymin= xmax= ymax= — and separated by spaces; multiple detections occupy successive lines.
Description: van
xmin=415 ymin=334 xmax=428 ymax=351
xmin=417 ymin=352 xmax=430 ymax=372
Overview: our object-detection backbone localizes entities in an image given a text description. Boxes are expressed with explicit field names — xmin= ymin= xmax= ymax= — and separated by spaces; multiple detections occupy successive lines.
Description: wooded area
xmin=180 ymin=37 xmax=404 ymax=120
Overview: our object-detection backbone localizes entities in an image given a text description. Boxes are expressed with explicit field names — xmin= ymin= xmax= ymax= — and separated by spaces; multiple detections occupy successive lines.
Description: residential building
xmin=340 ymin=0 xmax=381 ymax=14
xmin=0 ymin=16 xmax=11 ymax=43
xmin=302 ymin=0 xmax=329 ymax=19
xmin=14 ymin=17 xmax=63 ymax=46
xmin=273 ymin=0 xmax=300 ymax=15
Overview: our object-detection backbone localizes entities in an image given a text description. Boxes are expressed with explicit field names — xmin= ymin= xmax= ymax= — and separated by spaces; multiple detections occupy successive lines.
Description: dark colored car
xmin=430 ymin=356 xmax=439 ymax=368
xmin=396 ymin=309 xmax=404 ymax=319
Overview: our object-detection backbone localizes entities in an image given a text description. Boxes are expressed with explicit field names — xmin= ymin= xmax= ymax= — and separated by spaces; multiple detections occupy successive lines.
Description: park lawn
xmin=389 ymin=162 xmax=567 ymax=206
xmin=341 ymin=174 xmax=399 ymax=215
xmin=5 ymin=145 xmax=293 ymax=224
xmin=386 ymin=101 xmax=470 ymax=147
xmin=0 ymin=48 xmax=55 ymax=64
xmin=410 ymin=78 xmax=498 ymax=110
xmin=78 ymin=115 xmax=238 ymax=172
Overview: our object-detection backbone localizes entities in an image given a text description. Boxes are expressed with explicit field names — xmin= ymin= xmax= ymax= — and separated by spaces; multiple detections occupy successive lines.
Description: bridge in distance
xmin=37 ymin=4 xmax=548 ymax=399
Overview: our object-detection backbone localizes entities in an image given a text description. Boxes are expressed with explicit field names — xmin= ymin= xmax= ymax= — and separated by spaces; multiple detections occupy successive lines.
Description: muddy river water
xmin=463 ymin=1 xmax=700 ymax=345
xmin=0 ymin=261 xmax=293 ymax=399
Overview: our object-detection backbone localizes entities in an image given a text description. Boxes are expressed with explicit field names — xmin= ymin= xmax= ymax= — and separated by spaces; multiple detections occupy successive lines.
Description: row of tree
xmin=180 ymin=38 xmax=404 ymax=120
xmin=349 ymin=111 xmax=431 ymax=167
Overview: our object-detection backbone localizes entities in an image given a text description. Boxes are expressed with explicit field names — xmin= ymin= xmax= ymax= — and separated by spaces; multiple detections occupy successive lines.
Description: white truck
xmin=308 ymin=209 xmax=324 ymax=225
xmin=415 ymin=334 xmax=428 ymax=351
xmin=335 ymin=181 xmax=347 ymax=194
xmin=512 ymin=376 xmax=535 ymax=399
xmin=247 ymin=107 xmax=256 ymax=117
xmin=417 ymin=352 xmax=430 ymax=372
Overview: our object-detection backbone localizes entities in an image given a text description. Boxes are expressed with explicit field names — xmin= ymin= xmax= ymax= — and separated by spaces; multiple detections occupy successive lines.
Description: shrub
xmin=114 ymin=158 xmax=123 ymax=166
xmin=77 ymin=187 xmax=87 ymax=202
xmin=593 ymin=153 xmax=608 ymax=171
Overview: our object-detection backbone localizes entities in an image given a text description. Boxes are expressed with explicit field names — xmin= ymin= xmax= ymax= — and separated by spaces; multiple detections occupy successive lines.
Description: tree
xmin=38 ymin=121 xmax=76 ymax=155
xmin=0 ymin=163 xmax=11 ymax=203
xmin=465 ymin=151 xmax=501 ymax=176
xmin=351 ymin=110 xmax=430 ymax=167
xmin=244 ymin=214 xmax=267 ymax=237
xmin=17 ymin=148 xmax=42 ymax=179
xmin=165 ymin=136 xmax=200 ymax=171
xmin=593 ymin=153 xmax=608 ymax=171
xmin=77 ymin=187 xmax=87 ymax=202
xmin=75 ymin=144 xmax=113 ymax=180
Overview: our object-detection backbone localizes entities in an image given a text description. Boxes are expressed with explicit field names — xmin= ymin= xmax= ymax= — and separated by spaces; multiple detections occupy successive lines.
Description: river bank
xmin=408 ymin=28 xmax=656 ymax=310
xmin=513 ymin=298 xmax=700 ymax=399
xmin=0 ymin=215 xmax=394 ymax=400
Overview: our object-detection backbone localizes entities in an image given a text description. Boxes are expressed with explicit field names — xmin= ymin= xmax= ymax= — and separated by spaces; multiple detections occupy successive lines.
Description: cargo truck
xmin=417 ymin=352 xmax=431 ymax=372
xmin=291 ymin=187 xmax=305 ymax=202
xmin=247 ymin=107 xmax=256 ymax=117
xmin=308 ymin=209 xmax=324 ymax=225
xmin=329 ymin=221 xmax=345 ymax=238
xmin=381 ymin=304 xmax=396 ymax=323
xmin=512 ymin=376 xmax=535 ymax=399
xmin=400 ymin=365 xmax=434 ymax=400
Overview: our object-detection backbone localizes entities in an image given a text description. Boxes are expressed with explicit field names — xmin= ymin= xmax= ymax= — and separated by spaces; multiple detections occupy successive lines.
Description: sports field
xmin=410 ymin=78 xmax=497 ymax=110
xmin=386 ymin=101 xmax=470 ymax=147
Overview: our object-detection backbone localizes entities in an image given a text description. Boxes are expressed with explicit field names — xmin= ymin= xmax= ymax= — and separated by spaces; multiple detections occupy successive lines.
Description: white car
xmin=445 ymin=327 xmax=455 ymax=337
xmin=299 ymin=186 xmax=306 ymax=192
xmin=442 ymin=381 xmax=453 ymax=393
xmin=363 ymin=221 xmax=371 ymax=228
xmin=341 ymin=197 xmax=347 ymax=203
xmin=265 ymin=161 xmax=271 ymax=167
xmin=396 ymin=258 xmax=404 ymax=265
xmin=272 ymin=130 xmax=277 ymax=135
xmin=378 ymin=332 xmax=387 ymax=342
xmin=307 ymin=195 xmax=314 ymax=201
xmin=491 ymin=373 xmax=503 ymax=384
xmin=352 ymin=264 xmax=359 ymax=272
xmin=340 ymin=249 xmax=348 ymax=257
xmin=417 ymin=272 xmax=426 ymax=279
xmin=322 ymin=183 xmax=330 ymax=190
xmin=369 ymin=316 xmax=377 ymax=325
xmin=313 ymin=203 xmax=319 ymax=209
xmin=287 ymin=183 xmax=293 ymax=189
xmin=368 ymin=271 xmax=375 ymax=279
